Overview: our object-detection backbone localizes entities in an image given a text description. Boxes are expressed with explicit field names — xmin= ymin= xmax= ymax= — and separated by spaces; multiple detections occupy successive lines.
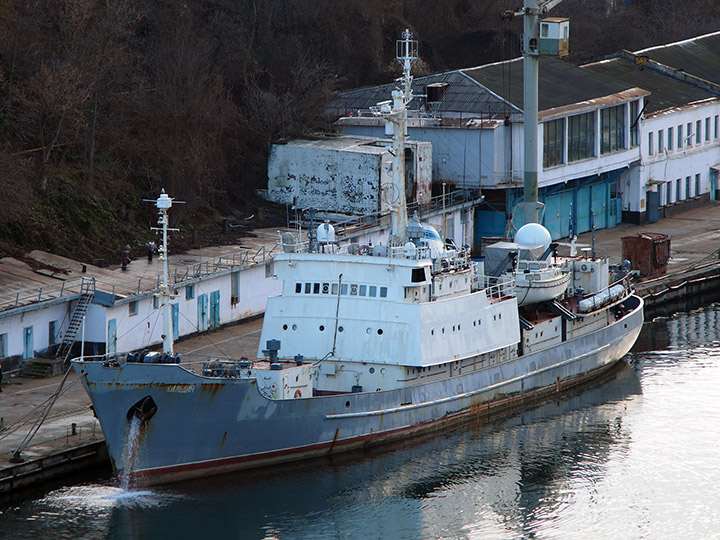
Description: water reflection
xmin=2 ymin=306 xmax=720 ymax=540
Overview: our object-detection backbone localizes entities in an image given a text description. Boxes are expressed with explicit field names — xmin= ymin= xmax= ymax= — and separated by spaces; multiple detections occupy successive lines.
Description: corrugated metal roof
xmin=331 ymin=32 xmax=720 ymax=119
xmin=331 ymin=56 xmax=639 ymax=117
xmin=637 ymin=32 xmax=720 ymax=85
xmin=462 ymin=57 xmax=634 ymax=111
xmin=327 ymin=70 xmax=516 ymax=117
xmin=581 ymin=56 xmax=717 ymax=114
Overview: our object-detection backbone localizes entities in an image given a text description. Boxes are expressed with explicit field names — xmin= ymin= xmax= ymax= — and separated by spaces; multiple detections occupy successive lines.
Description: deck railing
xmin=0 ymin=276 xmax=96 ymax=312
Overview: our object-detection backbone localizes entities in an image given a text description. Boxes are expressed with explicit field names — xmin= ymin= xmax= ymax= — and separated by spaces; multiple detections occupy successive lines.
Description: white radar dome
xmin=514 ymin=223 xmax=552 ymax=250
xmin=317 ymin=222 xmax=335 ymax=244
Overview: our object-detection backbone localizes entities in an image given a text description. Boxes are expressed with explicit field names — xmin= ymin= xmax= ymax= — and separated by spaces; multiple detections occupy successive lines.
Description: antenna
xmin=370 ymin=29 xmax=418 ymax=247
xmin=148 ymin=189 xmax=184 ymax=355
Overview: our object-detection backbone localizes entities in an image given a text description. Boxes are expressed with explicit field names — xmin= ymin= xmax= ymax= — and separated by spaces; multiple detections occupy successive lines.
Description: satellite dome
xmin=515 ymin=223 xmax=552 ymax=250
xmin=317 ymin=222 xmax=335 ymax=244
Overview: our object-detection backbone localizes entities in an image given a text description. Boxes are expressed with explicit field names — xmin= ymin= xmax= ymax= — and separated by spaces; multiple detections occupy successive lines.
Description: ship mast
xmin=152 ymin=190 xmax=179 ymax=355
xmin=373 ymin=29 xmax=417 ymax=247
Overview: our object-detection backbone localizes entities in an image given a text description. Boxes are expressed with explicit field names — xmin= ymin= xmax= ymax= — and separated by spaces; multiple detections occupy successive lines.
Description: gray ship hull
xmin=73 ymin=295 xmax=643 ymax=485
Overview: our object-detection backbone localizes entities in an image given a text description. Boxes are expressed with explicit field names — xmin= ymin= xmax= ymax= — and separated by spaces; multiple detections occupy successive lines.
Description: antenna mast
xmin=372 ymin=28 xmax=417 ymax=247
xmin=151 ymin=190 xmax=181 ymax=355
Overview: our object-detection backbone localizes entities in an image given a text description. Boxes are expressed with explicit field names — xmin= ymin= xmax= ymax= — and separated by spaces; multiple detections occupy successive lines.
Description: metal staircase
xmin=56 ymin=279 xmax=94 ymax=360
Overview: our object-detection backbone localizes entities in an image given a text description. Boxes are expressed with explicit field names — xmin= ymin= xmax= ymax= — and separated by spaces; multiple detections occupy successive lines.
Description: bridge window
xmin=380 ymin=287 xmax=388 ymax=298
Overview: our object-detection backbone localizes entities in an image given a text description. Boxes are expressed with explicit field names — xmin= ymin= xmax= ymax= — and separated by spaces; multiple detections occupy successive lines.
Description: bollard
xmin=71 ymin=422 xmax=77 ymax=435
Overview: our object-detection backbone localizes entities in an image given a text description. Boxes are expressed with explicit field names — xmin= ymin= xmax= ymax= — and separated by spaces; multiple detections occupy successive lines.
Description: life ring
xmin=294 ymin=389 xmax=302 ymax=398
xmin=359 ymin=244 xmax=370 ymax=255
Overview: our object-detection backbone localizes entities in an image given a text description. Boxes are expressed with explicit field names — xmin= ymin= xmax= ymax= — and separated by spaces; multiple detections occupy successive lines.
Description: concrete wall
xmin=635 ymin=101 xmax=720 ymax=222
xmin=268 ymin=143 xmax=386 ymax=214
xmin=0 ymin=302 xmax=70 ymax=369
xmin=341 ymin=125 xmax=499 ymax=189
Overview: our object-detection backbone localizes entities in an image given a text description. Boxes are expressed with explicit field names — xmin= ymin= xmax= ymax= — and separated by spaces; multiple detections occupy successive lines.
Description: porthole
xmin=377 ymin=329 xmax=383 ymax=335
xmin=338 ymin=326 xmax=344 ymax=332
xmin=319 ymin=325 xmax=325 ymax=331
xmin=452 ymin=325 xmax=456 ymax=332
xmin=292 ymin=324 xmax=297 ymax=331
xmin=283 ymin=324 xmax=288 ymax=330
xmin=458 ymin=324 xmax=461 ymax=331
xmin=366 ymin=328 xmax=372 ymax=334
xmin=369 ymin=367 xmax=375 ymax=373
xmin=431 ymin=329 xmax=435 ymax=335
xmin=345 ymin=401 xmax=350 ymax=408
xmin=442 ymin=328 xmax=445 ymax=334
xmin=499 ymin=313 xmax=502 ymax=319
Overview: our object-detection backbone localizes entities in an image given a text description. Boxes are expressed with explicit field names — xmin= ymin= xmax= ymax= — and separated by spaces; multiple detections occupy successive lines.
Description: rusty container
xmin=621 ymin=232 xmax=671 ymax=277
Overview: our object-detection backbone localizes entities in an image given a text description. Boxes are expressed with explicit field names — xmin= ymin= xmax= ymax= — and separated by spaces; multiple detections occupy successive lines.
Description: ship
xmin=72 ymin=30 xmax=643 ymax=486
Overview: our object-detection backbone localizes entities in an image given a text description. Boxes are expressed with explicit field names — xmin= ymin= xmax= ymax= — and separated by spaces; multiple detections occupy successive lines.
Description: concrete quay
xmin=2 ymin=203 xmax=720 ymax=496
xmin=572 ymin=202 xmax=720 ymax=315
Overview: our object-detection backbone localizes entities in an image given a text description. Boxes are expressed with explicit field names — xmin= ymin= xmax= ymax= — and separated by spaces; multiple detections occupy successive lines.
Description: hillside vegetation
xmin=1 ymin=0 xmax=718 ymax=263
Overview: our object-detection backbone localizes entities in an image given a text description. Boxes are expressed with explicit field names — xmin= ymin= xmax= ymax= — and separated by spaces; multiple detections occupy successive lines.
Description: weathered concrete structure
xmin=267 ymin=136 xmax=432 ymax=215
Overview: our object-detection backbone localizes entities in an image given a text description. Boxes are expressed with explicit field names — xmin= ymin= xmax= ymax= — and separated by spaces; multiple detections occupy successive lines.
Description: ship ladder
xmin=56 ymin=279 xmax=95 ymax=361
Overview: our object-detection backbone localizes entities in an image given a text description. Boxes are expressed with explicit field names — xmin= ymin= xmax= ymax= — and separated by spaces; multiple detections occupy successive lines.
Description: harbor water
xmin=1 ymin=305 xmax=719 ymax=540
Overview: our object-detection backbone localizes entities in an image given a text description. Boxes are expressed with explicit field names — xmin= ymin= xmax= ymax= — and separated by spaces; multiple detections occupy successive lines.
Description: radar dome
xmin=514 ymin=223 xmax=552 ymax=250
xmin=317 ymin=222 xmax=335 ymax=244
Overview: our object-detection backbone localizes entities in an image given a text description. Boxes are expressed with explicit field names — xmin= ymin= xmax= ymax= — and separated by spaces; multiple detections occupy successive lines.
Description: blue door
xmin=107 ymin=319 xmax=117 ymax=355
xmin=198 ymin=294 xmax=208 ymax=332
xmin=209 ymin=291 xmax=220 ymax=329
xmin=711 ymin=170 xmax=718 ymax=201
xmin=23 ymin=326 xmax=33 ymax=359
xmin=171 ymin=304 xmax=179 ymax=341
xmin=646 ymin=191 xmax=660 ymax=223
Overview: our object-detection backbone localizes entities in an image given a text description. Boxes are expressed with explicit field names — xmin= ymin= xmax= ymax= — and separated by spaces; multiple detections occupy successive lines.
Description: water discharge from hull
xmin=119 ymin=416 xmax=143 ymax=491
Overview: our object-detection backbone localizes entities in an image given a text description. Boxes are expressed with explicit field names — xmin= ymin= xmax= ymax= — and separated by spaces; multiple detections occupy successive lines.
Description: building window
xmin=0 ymin=333 xmax=7 ymax=357
xmin=705 ymin=118 xmax=711 ymax=142
xmin=715 ymin=115 xmax=719 ymax=139
xmin=48 ymin=321 xmax=57 ymax=346
xmin=687 ymin=122 xmax=693 ymax=145
xmin=648 ymin=132 xmax=654 ymax=156
xmin=696 ymin=173 xmax=701 ymax=196
xmin=129 ymin=301 xmax=138 ymax=317
xmin=153 ymin=295 xmax=160 ymax=309
xmin=696 ymin=120 xmax=702 ymax=144
xmin=629 ymin=100 xmax=639 ymax=147
xmin=686 ymin=176 xmax=691 ymax=199
xmin=677 ymin=124 xmax=683 ymax=148
xmin=676 ymin=179 xmax=681 ymax=202
xmin=658 ymin=129 xmax=664 ymax=153
xmin=231 ymin=272 xmax=239 ymax=306
xmin=568 ymin=112 xmax=595 ymax=162
xmin=543 ymin=118 xmax=565 ymax=168
xmin=666 ymin=181 xmax=672 ymax=205
xmin=186 ymin=284 xmax=195 ymax=300
xmin=667 ymin=127 xmax=673 ymax=151
xmin=600 ymin=104 xmax=626 ymax=155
